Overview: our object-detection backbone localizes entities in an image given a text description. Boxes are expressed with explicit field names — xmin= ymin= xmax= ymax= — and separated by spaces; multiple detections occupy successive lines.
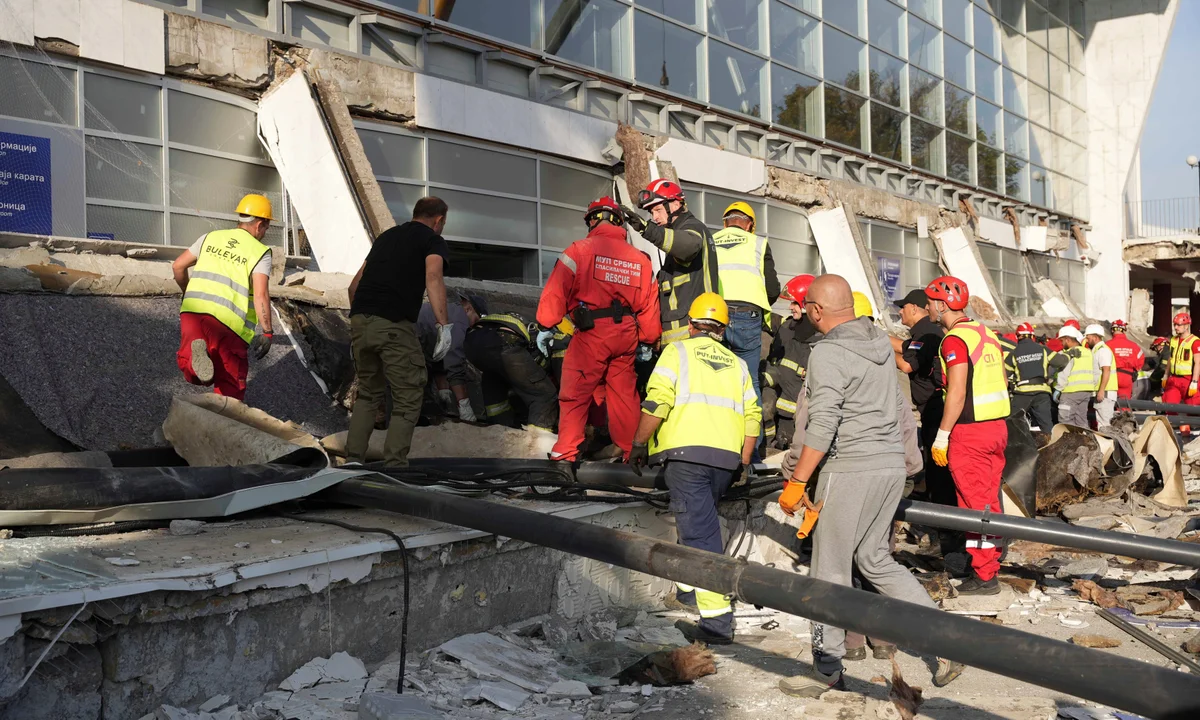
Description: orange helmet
xmin=637 ymin=179 xmax=685 ymax=210
xmin=1152 ymin=336 xmax=1169 ymax=351
xmin=1016 ymin=322 xmax=1035 ymax=336
xmin=780 ymin=274 xmax=816 ymax=305
xmin=1174 ymin=312 xmax=1192 ymax=326
xmin=1064 ymin=319 xmax=1081 ymax=330
xmin=925 ymin=276 xmax=969 ymax=312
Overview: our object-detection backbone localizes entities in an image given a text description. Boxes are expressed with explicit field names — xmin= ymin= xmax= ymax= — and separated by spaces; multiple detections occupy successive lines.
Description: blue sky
xmin=1139 ymin=1 xmax=1200 ymax=201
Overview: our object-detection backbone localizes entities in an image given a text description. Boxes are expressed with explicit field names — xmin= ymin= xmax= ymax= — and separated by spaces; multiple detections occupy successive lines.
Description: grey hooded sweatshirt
xmin=803 ymin=316 xmax=906 ymax=474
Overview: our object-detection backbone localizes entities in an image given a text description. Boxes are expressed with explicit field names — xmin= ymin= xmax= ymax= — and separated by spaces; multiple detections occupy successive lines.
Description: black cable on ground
xmin=8 ymin=519 xmax=169 ymax=538
xmin=275 ymin=512 xmax=411 ymax=695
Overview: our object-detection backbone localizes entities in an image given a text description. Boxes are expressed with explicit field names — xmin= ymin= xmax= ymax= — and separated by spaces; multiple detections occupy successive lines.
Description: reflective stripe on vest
xmin=479 ymin=313 xmax=531 ymax=344
xmin=1169 ymin=336 xmax=1196 ymax=377
xmin=180 ymin=228 xmax=268 ymax=343
xmin=780 ymin=357 xmax=801 ymax=373
xmin=658 ymin=221 xmax=717 ymax=336
xmin=485 ymin=400 xmax=513 ymax=417
xmin=939 ymin=321 xmax=1010 ymax=423
xmin=713 ymin=227 xmax=769 ymax=310
xmin=1061 ymin=345 xmax=1096 ymax=394
xmin=776 ymin=396 xmax=797 ymax=415
xmin=1011 ymin=339 xmax=1051 ymax=394
xmin=1092 ymin=341 xmax=1119 ymax=392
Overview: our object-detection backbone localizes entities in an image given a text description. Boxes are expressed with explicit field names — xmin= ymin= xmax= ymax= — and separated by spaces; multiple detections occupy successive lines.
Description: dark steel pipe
xmin=1118 ymin=398 xmax=1200 ymax=416
xmin=328 ymin=478 xmax=1200 ymax=720
xmin=1098 ymin=608 xmax=1200 ymax=675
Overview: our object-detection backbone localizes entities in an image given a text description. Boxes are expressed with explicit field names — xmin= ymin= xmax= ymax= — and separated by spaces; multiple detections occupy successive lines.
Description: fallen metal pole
xmin=1118 ymin=398 xmax=1200 ymax=416
xmin=1098 ymin=608 xmax=1200 ymax=675
xmin=328 ymin=477 xmax=1200 ymax=720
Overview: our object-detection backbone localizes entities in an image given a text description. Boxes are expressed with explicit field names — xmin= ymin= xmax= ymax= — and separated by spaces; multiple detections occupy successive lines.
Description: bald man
xmin=777 ymin=275 xmax=963 ymax=696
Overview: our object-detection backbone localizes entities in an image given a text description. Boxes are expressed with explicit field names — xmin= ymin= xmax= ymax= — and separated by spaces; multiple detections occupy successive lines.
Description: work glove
xmin=536 ymin=329 xmax=555 ymax=357
xmin=1191 ymin=381 xmax=1199 ymax=399
xmin=636 ymin=344 xmax=653 ymax=363
xmin=457 ymin=397 xmax=477 ymax=422
xmin=621 ymin=206 xmax=648 ymax=233
xmin=778 ymin=480 xmax=807 ymax=517
xmin=437 ymin=388 xmax=456 ymax=413
xmin=432 ymin=323 xmax=454 ymax=362
xmin=627 ymin=442 xmax=649 ymax=476
xmin=250 ymin=332 xmax=273 ymax=361
xmin=931 ymin=428 xmax=951 ymax=467
xmin=1065 ymin=347 xmax=1081 ymax=359
xmin=732 ymin=464 xmax=753 ymax=487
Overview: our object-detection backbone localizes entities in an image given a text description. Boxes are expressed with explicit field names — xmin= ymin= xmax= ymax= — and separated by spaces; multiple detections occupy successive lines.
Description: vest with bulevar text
xmin=938 ymin=320 xmax=1010 ymax=422
xmin=179 ymin=229 xmax=269 ymax=343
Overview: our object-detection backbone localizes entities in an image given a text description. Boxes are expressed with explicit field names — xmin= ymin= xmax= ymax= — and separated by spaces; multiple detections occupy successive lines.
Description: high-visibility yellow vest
xmin=478 ymin=313 xmax=532 ymax=344
xmin=180 ymin=229 xmax=269 ymax=343
xmin=1091 ymin=340 xmax=1119 ymax=393
xmin=712 ymin=226 xmax=769 ymax=311
xmin=1169 ymin=335 xmax=1197 ymax=377
xmin=1060 ymin=345 xmax=1096 ymax=393
xmin=939 ymin=320 xmax=1010 ymax=422
xmin=642 ymin=336 xmax=762 ymax=469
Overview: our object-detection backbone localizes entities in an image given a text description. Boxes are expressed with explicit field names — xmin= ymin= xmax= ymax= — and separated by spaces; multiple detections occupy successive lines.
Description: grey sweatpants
xmin=1057 ymin=391 xmax=1091 ymax=427
xmin=810 ymin=469 xmax=938 ymax=675
xmin=1094 ymin=392 xmax=1117 ymax=428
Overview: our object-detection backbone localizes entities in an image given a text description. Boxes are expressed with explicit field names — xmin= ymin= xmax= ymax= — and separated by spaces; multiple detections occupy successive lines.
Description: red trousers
xmin=1162 ymin=376 xmax=1200 ymax=406
xmin=948 ymin=419 xmax=1007 ymax=581
xmin=1116 ymin=373 xmax=1134 ymax=400
xmin=550 ymin=321 xmax=638 ymax=461
xmin=177 ymin=312 xmax=249 ymax=400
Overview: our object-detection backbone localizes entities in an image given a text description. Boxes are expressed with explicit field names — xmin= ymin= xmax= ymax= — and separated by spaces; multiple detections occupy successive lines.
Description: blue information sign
xmin=0 ymin=132 xmax=53 ymax=235
xmin=876 ymin=255 xmax=902 ymax=300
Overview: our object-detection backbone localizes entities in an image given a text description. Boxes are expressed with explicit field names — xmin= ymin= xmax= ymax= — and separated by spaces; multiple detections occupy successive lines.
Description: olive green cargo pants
xmin=346 ymin=314 xmax=427 ymax=465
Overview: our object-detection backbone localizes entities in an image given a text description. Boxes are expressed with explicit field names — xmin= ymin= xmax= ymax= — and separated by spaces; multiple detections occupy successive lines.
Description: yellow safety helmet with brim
xmin=236 ymin=193 xmax=274 ymax=221
xmin=722 ymin=201 xmax=757 ymax=232
xmin=688 ymin=291 xmax=729 ymax=326
xmin=852 ymin=291 xmax=874 ymax=319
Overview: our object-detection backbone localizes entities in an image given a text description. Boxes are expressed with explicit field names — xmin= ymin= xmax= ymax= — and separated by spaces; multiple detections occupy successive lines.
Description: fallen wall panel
xmin=807 ymin=206 xmax=876 ymax=316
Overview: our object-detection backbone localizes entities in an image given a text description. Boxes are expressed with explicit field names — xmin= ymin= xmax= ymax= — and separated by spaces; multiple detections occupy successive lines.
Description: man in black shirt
xmin=345 ymin=196 xmax=452 ymax=465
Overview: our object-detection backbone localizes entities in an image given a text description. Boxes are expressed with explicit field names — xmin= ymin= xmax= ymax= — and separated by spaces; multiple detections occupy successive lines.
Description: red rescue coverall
xmin=537 ymin=223 xmax=661 ymax=460
xmin=1106 ymin=334 xmax=1145 ymax=400
xmin=1163 ymin=335 xmax=1200 ymax=406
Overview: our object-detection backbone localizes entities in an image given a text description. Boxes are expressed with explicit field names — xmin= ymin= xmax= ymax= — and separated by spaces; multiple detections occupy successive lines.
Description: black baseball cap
xmin=893 ymin=288 xmax=930 ymax=309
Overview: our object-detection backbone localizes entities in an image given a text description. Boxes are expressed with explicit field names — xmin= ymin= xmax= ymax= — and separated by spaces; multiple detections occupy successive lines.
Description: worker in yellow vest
xmin=1054 ymin=326 xmax=1094 ymax=426
xmin=1084 ymin=324 xmax=1118 ymax=428
xmin=172 ymin=194 xmax=275 ymax=400
xmin=1163 ymin=312 xmax=1200 ymax=406
xmin=927 ymin=276 xmax=1009 ymax=596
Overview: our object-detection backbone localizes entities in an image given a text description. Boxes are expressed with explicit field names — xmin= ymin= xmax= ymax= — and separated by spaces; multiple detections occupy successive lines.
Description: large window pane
xmin=973 ymin=5 xmax=998 ymax=59
xmin=1048 ymin=13 xmax=1069 ymax=60
xmin=378 ymin=182 xmax=427 ymax=224
xmin=947 ymin=132 xmax=972 ymax=182
xmin=1030 ymin=165 xmax=1049 ymax=205
xmin=1030 ymin=123 xmax=1050 ymax=166
xmin=1003 ymin=67 xmax=1027 ymax=116
xmin=204 ymin=0 xmax=270 ymax=30
xmin=542 ymin=203 xmax=588 ymax=249
xmin=168 ymin=91 xmax=267 ymax=160
xmin=1004 ymin=111 xmax=1028 ymax=158
xmin=169 ymin=149 xmax=281 ymax=215
xmin=364 ymin=25 xmax=419 ymax=67
xmin=870 ymin=102 xmax=905 ymax=162
xmin=634 ymin=11 xmax=703 ymax=99
xmin=85 ymin=137 xmax=163 ymax=204
xmin=910 ymin=68 xmax=943 ymax=124
xmin=1001 ymin=24 xmax=1026 ymax=73
xmin=1049 ymin=55 xmax=1068 ymax=97
xmin=1071 ymin=67 xmax=1086 ymax=108
xmin=439 ymin=0 xmax=535 ymax=47
xmin=426 ymin=44 xmax=478 ymax=84
xmin=86 ymin=205 xmax=163 ymax=245
xmin=945 ymin=84 xmax=972 ymax=134
xmin=540 ymin=162 xmax=610 ymax=206
xmin=448 ymin=242 xmax=537 ymax=285
xmin=0 ymin=56 xmax=76 ymax=125
xmin=704 ymin=193 xmax=765 ymax=229
xmin=868 ymin=49 xmax=904 ymax=108
xmin=824 ymin=26 xmax=865 ymax=91
xmin=868 ymin=0 xmax=904 ymax=56
xmin=171 ymin=212 xmax=276 ymax=248
xmin=908 ymin=16 xmax=943 ymax=75
xmin=1026 ymin=41 xmax=1048 ymax=87
xmin=359 ymin=129 xmax=424 ymax=180
xmin=977 ymin=144 xmax=1001 ymax=191
xmin=487 ymin=61 xmax=530 ymax=97
xmin=768 ymin=204 xmax=810 ymax=243
xmin=84 ymin=74 xmax=160 ymax=139
xmin=544 ymin=0 xmax=630 ymax=77
xmin=771 ymin=64 xmax=821 ymax=134
xmin=636 ymin=0 xmax=700 ymax=27
xmin=824 ymin=86 xmax=866 ymax=149
xmin=975 ymin=54 xmax=1000 ymax=103
xmin=911 ymin=118 xmax=943 ymax=173
xmin=944 ymin=35 xmax=971 ymax=90
xmin=291 ymin=3 xmax=352 ymax=50
xmin=1067 ymin=28 xmax=1082 ymax=66
xmin=909 ymin=0 xmax=941 ymax=26
xmin=1028 ymin=82 xmax=1050 ymax=126
xmin=772 ymin=238 xmax=821 ymax=275
xmin=770 ymin=1 xmax=820 ymax=74
xmin=707 ymin=0 xmax=764 ymax=52
xmin=975 ymin=98 xmax=1000 ymax=147
xmin=437 ymin=189 xmax=537 ymax=246
xmin=708 ymin=41 xmax=766 ymax=117
xmin=1027 ymin=0 xmax=1048 ymax=47
xmin=944 ymin=0 xmax=971 ymax=41
xmin=429 ymin=140 xmax=536 ymax=197
xmin=1006 ymin=155 xmax=1028 ymax=200
xmin=824 ymin=0 xmax=862 ymax=37
xmin=1000 ymin=0 xmax=1024 ymax=30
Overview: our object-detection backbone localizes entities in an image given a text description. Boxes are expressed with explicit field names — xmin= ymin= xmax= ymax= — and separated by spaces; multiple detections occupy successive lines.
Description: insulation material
xmin=1130 ymin=416 xmax=1188 ymax=507
xmin=258 ymin=72 xmax=373 ymax=274
xmin=653 ymin=139 xmax=765 ymax=194
xmin=931 ymin=227 xmax=1000 ymax=313
xmin=163 ymin=394 xmax=325 ymax=467
xmin=807 ymin=206 xmax=876 ymax=317
xmin=1032 ymin=278 xmax=1084 ymax=320
xmin=321 ymin=423 xmax=558 ymax=461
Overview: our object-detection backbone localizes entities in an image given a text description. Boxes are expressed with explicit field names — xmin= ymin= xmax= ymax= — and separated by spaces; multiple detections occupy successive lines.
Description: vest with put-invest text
xmin=1060 ymin=345 xmax=1096 ymax=393
xmin=1091 ymin=340 xmax=1119 ymax=392
xmin=1169 ymin=335 xmax=1197 ymax=377
xmin=938 ymin=320 xmax=1010 ymax=423
xmin=712 ymin=226 xmax=769 ymax=311
xmin=180 ymin=229 xmax=269 ymax=344
xmin=642 ymin=336 xmax=762 ymax=470
xmin=1006 ymin=338 xmax=1052 ymax=394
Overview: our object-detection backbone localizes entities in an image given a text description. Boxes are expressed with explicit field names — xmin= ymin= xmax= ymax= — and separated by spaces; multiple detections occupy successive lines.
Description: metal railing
xmin=1126 ymin=197 xmax=1200 ymax=238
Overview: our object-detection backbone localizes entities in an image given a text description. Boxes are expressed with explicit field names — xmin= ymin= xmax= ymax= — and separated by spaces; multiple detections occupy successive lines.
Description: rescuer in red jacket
xmin=1106 ymin=319 xmax=1145 ymax=400
xmin=536 ymin=197 xmax=662 ymax=461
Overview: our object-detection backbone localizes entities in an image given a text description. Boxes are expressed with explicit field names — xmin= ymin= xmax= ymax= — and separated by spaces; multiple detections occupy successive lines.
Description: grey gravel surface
xmin=0 ymin=295 xmax=346 ymax=451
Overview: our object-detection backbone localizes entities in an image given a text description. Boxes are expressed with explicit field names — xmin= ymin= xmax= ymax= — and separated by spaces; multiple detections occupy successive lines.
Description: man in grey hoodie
xmin=777 ymin=275 xmax=963 ymax=697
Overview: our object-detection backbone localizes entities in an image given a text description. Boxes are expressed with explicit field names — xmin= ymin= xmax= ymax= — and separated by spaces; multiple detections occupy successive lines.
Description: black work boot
xmin=956 ymin=574 xmax=1001 ymax=596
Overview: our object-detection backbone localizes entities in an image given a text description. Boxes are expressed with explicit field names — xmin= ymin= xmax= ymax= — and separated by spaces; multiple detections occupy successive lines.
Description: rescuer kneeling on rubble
xmin=776 ymin=275 xmax=964 ymax=696
xmin=628 ymin=293 xmax=760 ymax=645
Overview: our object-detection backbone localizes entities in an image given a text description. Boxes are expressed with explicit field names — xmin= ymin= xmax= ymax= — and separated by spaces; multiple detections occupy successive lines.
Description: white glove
xmin=457 ymin=397 xmax=477 ymax=422
xmin=536 ymin=329 xmax=555 ymax=357
xmin=636 ymin=345 xmax=653 ymax=362
xmin=437 ymin=388 xmax=455 ymax=413
xmin=432 ymin=323 xmax=454 ymax=362
xmin=931 ymin=428 xmax=951 ymax=468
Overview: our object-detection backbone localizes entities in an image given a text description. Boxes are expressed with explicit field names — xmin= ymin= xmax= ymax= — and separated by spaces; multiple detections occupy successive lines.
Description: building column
xmin=1191 ymin=292 xmax=1200 ymax=335
xmin=1154 ymin=283 xmax=1173 ymax=335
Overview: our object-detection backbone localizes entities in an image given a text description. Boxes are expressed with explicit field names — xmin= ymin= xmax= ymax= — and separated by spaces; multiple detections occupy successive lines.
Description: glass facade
xmin=861 ymin=220 xmax=941 ymax=304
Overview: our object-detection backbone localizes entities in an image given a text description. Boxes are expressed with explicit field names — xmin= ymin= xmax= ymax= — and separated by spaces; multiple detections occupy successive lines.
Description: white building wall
xmin=1084 ymin=0 xmax=1179 ymax=320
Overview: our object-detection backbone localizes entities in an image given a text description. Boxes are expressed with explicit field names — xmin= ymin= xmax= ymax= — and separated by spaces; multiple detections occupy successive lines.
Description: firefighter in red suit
xmin=1163 ymin=312 xmax=1200 ymax=406
xmin=1106 ymin=319 xmax=1145 ymax=400
xmin=536 ymin=197 xmax=662 ymax=461
xmin=1044 ymin=318 xmax=1080 ymax=353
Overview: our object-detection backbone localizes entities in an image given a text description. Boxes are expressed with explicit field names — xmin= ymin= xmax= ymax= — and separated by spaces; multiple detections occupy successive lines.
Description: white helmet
xmin=1058 ymin=326 xmax=1083 ymax=341
xmin=1084 ymin=323 xmax=1106 ymax=338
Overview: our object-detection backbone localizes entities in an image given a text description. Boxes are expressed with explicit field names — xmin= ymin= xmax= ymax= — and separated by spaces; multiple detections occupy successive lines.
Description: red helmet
xmin=638 ymin=179 xmax=685 ymax=210
xmin=1064 ymin=319 xmax=1081 ymax=330
xmin=780 ymin=274 xmax=816 ymax=304
xmin=925 ymin=276 xmax=969 ymax=311
xmin=584 ymin=196 xmax=622 ymax=227
xmin=1152 ymin=336 xmax=1169 ymax=351
xmin=1174 ymin=312 xmax=1192 ymax=326
xmin=1111 ymin=319 xmax=1128 ymax=332
xmin=1016 ymin=322 xmax=1035 ymax=335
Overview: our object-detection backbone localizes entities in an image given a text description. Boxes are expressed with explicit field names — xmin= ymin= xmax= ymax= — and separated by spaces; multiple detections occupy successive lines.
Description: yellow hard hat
xmin=236 ymin=193 xmax=274 ymax=221
xmin=852 ymin=291 xmax=874 ymax=319
xmin=688 ymin=291 xmax=729 ymax=326
xmin=722 ymin=201 xmax=756 ymax=232
xmin=555 ymin=316 xmax=575 ymax=336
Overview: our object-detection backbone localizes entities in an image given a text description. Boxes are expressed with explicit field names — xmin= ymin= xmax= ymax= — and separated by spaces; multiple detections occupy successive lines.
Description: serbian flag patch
xmin=910 ymin=341 xmax=923 ymax=350
xmin=945 ymin=351 xmax=958 ymax=362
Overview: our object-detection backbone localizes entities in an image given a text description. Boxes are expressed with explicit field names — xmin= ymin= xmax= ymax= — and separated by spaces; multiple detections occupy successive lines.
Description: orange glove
xmin=795 ymin=500 xmax=824 ymax=540
xmin=778 ymin=480 xmax=807 ymax=516
xmin=931 ymin=429 xmax=951 ymax=467
xmin=1190 ymin=381 xmax=1199 ymax=399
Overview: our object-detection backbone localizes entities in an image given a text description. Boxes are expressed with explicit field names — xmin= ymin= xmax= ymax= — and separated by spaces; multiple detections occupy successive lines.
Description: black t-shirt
xmin=350 ymin=221 xmax=450 ymax=323
xmin=902 ymin=316 xmax=945 ymax=411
